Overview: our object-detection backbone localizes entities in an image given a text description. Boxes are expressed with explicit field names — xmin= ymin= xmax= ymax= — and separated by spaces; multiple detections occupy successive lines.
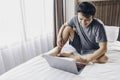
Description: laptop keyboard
xmin=76 ymin=63 xmax=85 ymax=71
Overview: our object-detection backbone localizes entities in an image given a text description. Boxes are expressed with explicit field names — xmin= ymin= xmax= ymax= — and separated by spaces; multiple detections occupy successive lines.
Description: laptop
xmin=42 ymin=54 xmax=85 ymax=74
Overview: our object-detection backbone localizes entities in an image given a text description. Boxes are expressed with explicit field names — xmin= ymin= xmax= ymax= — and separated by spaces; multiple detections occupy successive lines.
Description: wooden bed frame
xmin=76 ymin=0 xmax=120 ymax=27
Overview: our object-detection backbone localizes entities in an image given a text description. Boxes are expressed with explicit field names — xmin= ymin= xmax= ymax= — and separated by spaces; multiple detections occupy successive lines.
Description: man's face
xmin=78 ymin=12 xmax=94 ymax=28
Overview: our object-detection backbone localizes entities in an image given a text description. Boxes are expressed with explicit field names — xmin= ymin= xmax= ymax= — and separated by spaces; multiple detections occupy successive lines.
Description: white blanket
xmin=0 ymin=45 xmax=120 ymax=80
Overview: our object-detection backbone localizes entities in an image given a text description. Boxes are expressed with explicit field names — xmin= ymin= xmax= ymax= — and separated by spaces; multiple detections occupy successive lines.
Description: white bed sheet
xmin=0 ymin=49 xmax=120 ymax=80
xmin=0 ymin=49 xmax=80 ymax=80
xmin=78 ymin=50 xmax=120 ymax=80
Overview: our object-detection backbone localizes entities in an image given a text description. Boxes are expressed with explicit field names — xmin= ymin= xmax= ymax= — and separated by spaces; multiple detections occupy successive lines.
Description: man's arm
xmin=86 ymin=42 xmax=107 ymax=62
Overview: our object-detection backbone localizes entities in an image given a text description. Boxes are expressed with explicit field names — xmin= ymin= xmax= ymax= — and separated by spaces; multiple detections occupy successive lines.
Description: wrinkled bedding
xmin=0 ymin=42 xmax=120 ymax=80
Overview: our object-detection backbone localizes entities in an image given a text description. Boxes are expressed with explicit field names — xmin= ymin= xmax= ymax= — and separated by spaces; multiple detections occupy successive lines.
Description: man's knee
xmin=62 ymin=26 xmax=74 ymax=42
xmin=97 ymin=55 xmax=108 ymax=63
xmin=64 ymin=26 xmax=74 ymax=34
xmin=100 ymin=55 xmax=108 ymax=62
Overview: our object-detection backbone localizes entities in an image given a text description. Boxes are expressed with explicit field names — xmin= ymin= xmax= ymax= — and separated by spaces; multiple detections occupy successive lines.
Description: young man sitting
xmin=50 ymin=2 xmax=108 ymax=64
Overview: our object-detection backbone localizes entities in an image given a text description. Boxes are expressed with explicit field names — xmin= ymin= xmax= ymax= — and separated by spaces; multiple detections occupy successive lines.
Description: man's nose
xmin=81 ymin=20 xmax=87 ymax=24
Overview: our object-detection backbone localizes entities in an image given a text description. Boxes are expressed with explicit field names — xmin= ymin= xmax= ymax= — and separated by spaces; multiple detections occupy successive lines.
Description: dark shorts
xmin=69 ymin=31 xmax=82 ymax=54
xmin=69 ymin=31 xmax=97 ymax=54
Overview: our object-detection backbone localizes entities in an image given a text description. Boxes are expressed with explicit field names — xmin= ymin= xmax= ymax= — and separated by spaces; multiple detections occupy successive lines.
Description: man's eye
xmin=80 ymin=19 xmax=82 ymax=20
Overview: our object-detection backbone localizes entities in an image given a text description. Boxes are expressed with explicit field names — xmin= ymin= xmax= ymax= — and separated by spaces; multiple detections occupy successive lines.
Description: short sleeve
xmin=67 ymin=16 xmax=77 ymax=28
xmin=96 ymin=24 xmax=107 ymax=43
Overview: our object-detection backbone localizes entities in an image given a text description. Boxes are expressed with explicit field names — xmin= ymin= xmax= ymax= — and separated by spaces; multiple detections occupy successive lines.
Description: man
xmin=50 ymin=2 xmax=108 ymax=64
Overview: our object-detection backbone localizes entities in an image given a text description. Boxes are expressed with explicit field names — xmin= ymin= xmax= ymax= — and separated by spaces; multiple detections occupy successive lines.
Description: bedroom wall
xmin=65 ymin=0 xmax=120 ymax=26
xmin=77 ymin=0 xmax=120 ymax=26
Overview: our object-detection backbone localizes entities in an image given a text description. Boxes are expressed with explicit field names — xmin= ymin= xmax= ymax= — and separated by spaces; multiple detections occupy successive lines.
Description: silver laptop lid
xmin=42 ymin=55 xmax=79 ymax=74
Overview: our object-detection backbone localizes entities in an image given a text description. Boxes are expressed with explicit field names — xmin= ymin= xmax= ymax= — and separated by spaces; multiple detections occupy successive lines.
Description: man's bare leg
xmin=56 ymin=50 xmax=108 ymax=64
xmin=57 ymin=52 xmax=75 ymax=57
xmin=50 ymin=26 xmax=74 ymax=56
xmin=58 ymin=53 xmax=88 ymax=64
xmin=58 ymin=53 xmax=108 ymax=64
xmin=49 ymin=47 xmax=62 ymax=56
xmin=79 ymin=53 xmax=108 ymax=63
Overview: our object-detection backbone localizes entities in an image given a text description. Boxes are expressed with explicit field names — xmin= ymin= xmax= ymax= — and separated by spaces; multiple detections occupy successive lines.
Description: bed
xmin=1 ymin=1 xmax=120 ymax=80
xmin=0 ymin=26 xmax=120 ymax=80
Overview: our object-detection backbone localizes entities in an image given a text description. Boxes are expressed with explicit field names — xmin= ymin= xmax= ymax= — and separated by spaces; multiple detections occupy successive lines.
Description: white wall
xmin=65 ymin=0 xmax=76 ymax=22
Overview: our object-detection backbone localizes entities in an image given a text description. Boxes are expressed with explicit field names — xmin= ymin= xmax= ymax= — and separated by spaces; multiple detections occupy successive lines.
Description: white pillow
xmin=104 ymin=25 xmax=119 ymax=42
xmin=107 ymin=41 xmax=120 ymax=51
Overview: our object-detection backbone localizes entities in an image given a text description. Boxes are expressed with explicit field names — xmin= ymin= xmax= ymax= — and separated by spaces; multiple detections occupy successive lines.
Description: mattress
xmin=0 ymin=42 xmax=120 ymax=80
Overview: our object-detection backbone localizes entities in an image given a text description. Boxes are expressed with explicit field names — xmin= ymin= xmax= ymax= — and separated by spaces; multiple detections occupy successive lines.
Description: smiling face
xmin=78 ymin=12 xmax=94 ymax=28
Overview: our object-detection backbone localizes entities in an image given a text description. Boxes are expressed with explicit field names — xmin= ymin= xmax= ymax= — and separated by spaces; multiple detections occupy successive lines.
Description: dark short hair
xmin=77 ymin=2 xmax=96 ymax=18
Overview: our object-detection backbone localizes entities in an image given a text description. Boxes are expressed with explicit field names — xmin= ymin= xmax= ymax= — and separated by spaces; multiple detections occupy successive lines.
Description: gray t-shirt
xmin=67 ymin=15 xmax=107 ymax=53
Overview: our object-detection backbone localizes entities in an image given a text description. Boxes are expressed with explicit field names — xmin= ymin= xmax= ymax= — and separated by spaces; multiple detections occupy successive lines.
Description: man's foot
xmin=57 ymin=52 xmax=74 ymax=57
xmin=58 ymin=53 xmax=88 ymax=64
xmin=73 ymin=55 xmax=89 ymax=64
xmin=49 ymin=47 xmax=61 ymax=56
